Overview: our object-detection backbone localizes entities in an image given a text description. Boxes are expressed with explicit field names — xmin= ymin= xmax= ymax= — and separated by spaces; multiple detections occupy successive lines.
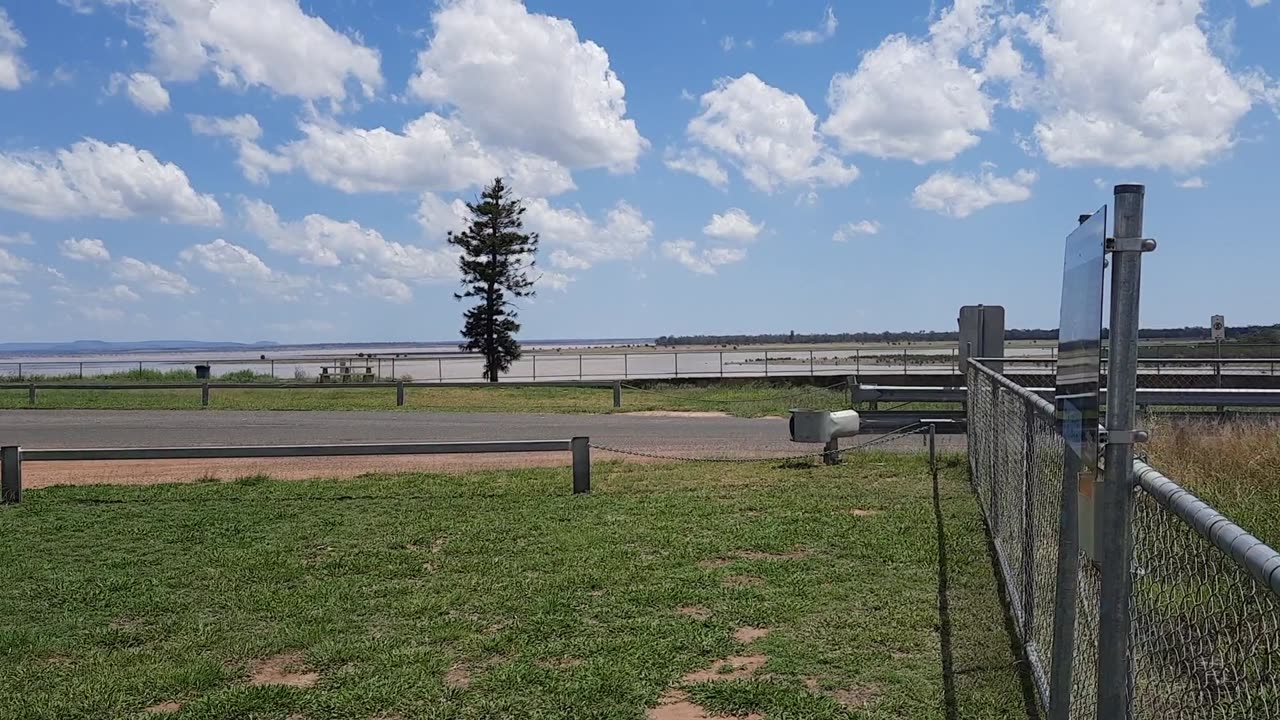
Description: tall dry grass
xmin=1145 ymin=416 xmax=1280 ymax=546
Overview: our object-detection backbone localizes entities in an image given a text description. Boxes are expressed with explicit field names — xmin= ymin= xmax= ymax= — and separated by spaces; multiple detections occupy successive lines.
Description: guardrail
xmin=0 ymin=438 xmax=591 ymax=504
xmin=0 ymin=380 xmax=625 ymax=408
xmin=854 ymin=384 xmax=1280 ymax=408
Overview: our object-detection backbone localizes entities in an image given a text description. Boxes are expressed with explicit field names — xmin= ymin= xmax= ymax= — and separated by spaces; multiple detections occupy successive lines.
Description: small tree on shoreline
xmin=447 ymin=178 xmax=538 ymax=382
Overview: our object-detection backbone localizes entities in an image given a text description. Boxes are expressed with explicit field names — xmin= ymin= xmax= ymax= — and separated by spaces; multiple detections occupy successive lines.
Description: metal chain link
xmin=588 ymin=422 xmax=926 ymax=464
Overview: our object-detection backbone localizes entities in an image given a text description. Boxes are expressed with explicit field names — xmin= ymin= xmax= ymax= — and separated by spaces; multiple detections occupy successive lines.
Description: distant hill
xmin=0 ymin=340 xmax=280 ymax=354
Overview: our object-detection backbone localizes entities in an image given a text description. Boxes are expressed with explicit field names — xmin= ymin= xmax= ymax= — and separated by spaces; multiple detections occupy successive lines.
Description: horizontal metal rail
xmin=0 ymin=438 xmax=592 ymax=503
xmin=974 ymin=356 xmax=1280 ymax=365
xmin=20 ymin=440 xmax=573 ymax=461
xmin=1133 ymin=459 xmax=1280 ymax=597
xmin=0 ymin=380 xmax=619 ymax=391
xmin=856 ymin=384 xmax=1280 ymax=408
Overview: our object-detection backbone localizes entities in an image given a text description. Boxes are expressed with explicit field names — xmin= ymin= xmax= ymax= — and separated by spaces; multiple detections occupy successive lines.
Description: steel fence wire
xmin=1129 ymin=469 xmax=1280 ymax=720
xmin=968 ymin=360 xmax=1280 ymax=719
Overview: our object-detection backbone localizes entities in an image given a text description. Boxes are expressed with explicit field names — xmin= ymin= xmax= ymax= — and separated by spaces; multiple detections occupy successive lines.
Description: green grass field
xmin=0 ymin=455 xmax=1031 ymax=719
xmin=0 ymin=381 xmax=866 ymax=418
xmin=1145 ymin=416 xmax=1280 ymax=547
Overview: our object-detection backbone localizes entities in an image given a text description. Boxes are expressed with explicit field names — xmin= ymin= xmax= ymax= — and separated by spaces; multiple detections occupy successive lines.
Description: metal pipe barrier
xmin=0 ymin=438 xmax=591 ymax=503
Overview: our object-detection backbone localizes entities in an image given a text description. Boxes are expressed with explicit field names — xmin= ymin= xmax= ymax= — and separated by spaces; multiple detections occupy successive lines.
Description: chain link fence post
xmin=1096 ymin=184 xmax=1153 ymax=720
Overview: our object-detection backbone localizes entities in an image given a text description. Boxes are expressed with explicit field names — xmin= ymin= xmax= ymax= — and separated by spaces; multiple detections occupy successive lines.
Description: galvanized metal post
xmin=28 ymin=384 xmax=36 ymax=405
xmin=139 ymin=361 xmax=144 ymax=374
xmin=904 ymin=349 xmax=909 ymax=376
xmin=764 ymin=351 xmax=769 ymax=376
xmin=438 ymin=358 xmax=443 ymax=382
xmin=823 ymin=437 xmax=840 ymax=465
xmin=391 ymin=358 xmax=396 ymax=379
xmin=79 ymin=362 xmax=83 ymax=379
xmin=674 ymin=353 xmax=679 ymax=378
xmin=571 ymin=436 xmax=590 ymax=494
xmin=855 ymin=349 xmax=860 ymax=374
xmin=719 ymin=350 xmax=724 ymax=377
xmin=612 ymin=381 xmax=621 ymax=408
xmin=809 ymin=350 xmax=815 ymax=376
xmin=578 ymin=354 xmax=583 ymax=380
xmin=1097 ymin=184 xmax=1152 ymax=720
xmin=16 ymin=363 xmax=21 ymax=380
xmin=396 ymin=381 xmax=405 ymax=407
xmin=928 ymin=423 xmax=937 ymax=477
xmin=1 ymin=446 xmax=20 ymax=504
xmin=271 ymin=359 xmax=276 ymax=378
xmin=201 ymin=382 xmax=210 ymax=407
xmin=1021 ymin=398 xmax=1037 ymax=641
xmin=989 ymin=379 xmax=1000 ymax=534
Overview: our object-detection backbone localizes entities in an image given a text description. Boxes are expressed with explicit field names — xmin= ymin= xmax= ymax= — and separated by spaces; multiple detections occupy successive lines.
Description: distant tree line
xmin=655 ymin=325 xmax=1280 ymax=347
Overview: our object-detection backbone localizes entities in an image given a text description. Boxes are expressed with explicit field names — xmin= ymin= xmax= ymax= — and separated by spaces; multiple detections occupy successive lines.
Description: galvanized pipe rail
xmin=0 ymin=438 xmax=591 ymax=504
xmin=855 ymin=384 xmax=1280 ymax=408
xmin=0 ymin=380 xmax=625 ymax=408
xmin=1134 ymin=459 xmax=1280 ymax=596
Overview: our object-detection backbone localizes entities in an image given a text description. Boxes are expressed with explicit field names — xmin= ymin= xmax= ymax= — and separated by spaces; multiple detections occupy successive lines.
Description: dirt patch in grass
xmin=247 ymin=653 xmax=319 ymax=688
xmin=723 ymin=574 xmax=765 ymax=588
xmin=647 ymin=690 xmax=764 ymax=720
xmin=846 ymin=508 xmax=880 ymax=517
xmin=803 ymin=677 xmax=882 ymax=709
xmin=676 ymin=606 xmax=712 ymax=620
xmin=732 ymin=626 xmax=770 ymax=644
xmin=444 ymin=666 xmax=472 ymax=689
xmin=681 ymin=654 xmax=768 ymax=683
xmin=144 ymin=701 xmax=181 ymax=714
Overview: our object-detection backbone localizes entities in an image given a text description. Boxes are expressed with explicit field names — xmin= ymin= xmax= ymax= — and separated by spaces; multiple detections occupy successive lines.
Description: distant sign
xmin=1212 ymin=315 xmax=1226 ymax=342
xmin=1057 ymin=207 xmax=1106 ymax=561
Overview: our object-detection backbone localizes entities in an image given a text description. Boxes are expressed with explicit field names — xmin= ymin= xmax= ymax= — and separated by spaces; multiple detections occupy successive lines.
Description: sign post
xmin=1047 ymin=206 xmax=1107 ymax=720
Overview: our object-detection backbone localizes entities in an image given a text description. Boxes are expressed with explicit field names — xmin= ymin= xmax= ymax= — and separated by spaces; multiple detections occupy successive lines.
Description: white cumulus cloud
xmin=0 ymin=8 xmax=29 ymax=90
xmin=180 ymin=238 xmax=307 ymax=299
xmin=524 ymin=198 xmax=652 ymax=269
xmin=407 ymin=0 xmax=646 ymax=173
xmin=782 ymin=6 xmax=837 ymax=45
xmin=822 ymin=0 xmax=996 ymax=164
xmin=242 ymin=198 xmax=457 ymax=283
xmin=663 ymin=148 xmax=729 ymax=188
xmin=189 ymin=114 xmax=291 ymax=184
xmin=1177 ymin=176 xmax=1206 ymax=189
xmin=278 ymin=114 xmax=574 ymax=197
xmin=832 ymin=220 xmax=881 ymax=242
xmin=703 ymin=208 xmax=763 ymax=242
xmin=1020 ymin=0 xmax=1255 ymax=171
xmin=0 ymin=247 xmax=31 ymax=285
xmin=912 ymin=167 xmax=1037 ymax=218
xmin=107 ymin=72 xmax=170 ymax=113
xmin=661 ymin=240 xmax=746 ymax=275
xmin=416 ymin=192 xmax=471 ymax=240
xmin=110 ymin=0 xmax=382 ymax=102
xmin=0 ymin=139 xmax=222 ymax=224
xmin=113 ymin=256 xmax=195 ymax=295
xmin=60 ymin=237 xmax=112 ymax=262
xmin=360 ymin=275 xmax=412 ymax=304
xmin=686 ymin=73 xmax=858 ymax=192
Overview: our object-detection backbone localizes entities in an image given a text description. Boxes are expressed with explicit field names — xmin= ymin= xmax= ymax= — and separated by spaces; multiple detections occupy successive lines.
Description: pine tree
xmin=447 ymin=178 xmax=538 ymax=382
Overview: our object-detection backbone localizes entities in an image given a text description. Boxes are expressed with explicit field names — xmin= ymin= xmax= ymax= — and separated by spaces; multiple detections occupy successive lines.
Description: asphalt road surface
xmin=0 ymin=410 xmax=953 ymax=488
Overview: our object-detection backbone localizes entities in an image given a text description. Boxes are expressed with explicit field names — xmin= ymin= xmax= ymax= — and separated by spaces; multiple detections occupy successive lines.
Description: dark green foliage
xmin=448 ymin=178 xmax=538 ymax=382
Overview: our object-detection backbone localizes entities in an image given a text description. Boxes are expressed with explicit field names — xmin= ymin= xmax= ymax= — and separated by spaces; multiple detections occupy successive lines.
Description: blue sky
xmin=0 ymin=0 xmax=1277 ymax=343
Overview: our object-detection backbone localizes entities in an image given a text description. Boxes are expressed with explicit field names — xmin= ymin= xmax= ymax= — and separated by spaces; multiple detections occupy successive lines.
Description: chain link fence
xmin=967 ymin=360 xmax=1280 ymax=719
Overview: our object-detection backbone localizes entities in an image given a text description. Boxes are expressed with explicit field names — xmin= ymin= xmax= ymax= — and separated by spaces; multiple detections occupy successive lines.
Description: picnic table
xmin=319 ymin=360 xmax=376 ymax=383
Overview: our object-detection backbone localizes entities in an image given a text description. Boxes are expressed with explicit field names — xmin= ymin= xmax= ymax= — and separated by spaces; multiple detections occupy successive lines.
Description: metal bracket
xmin=1101 ymin=429 xmax=1150 ymax=445
xmin=1105 ymin=237 xmax=1157 ymax=253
